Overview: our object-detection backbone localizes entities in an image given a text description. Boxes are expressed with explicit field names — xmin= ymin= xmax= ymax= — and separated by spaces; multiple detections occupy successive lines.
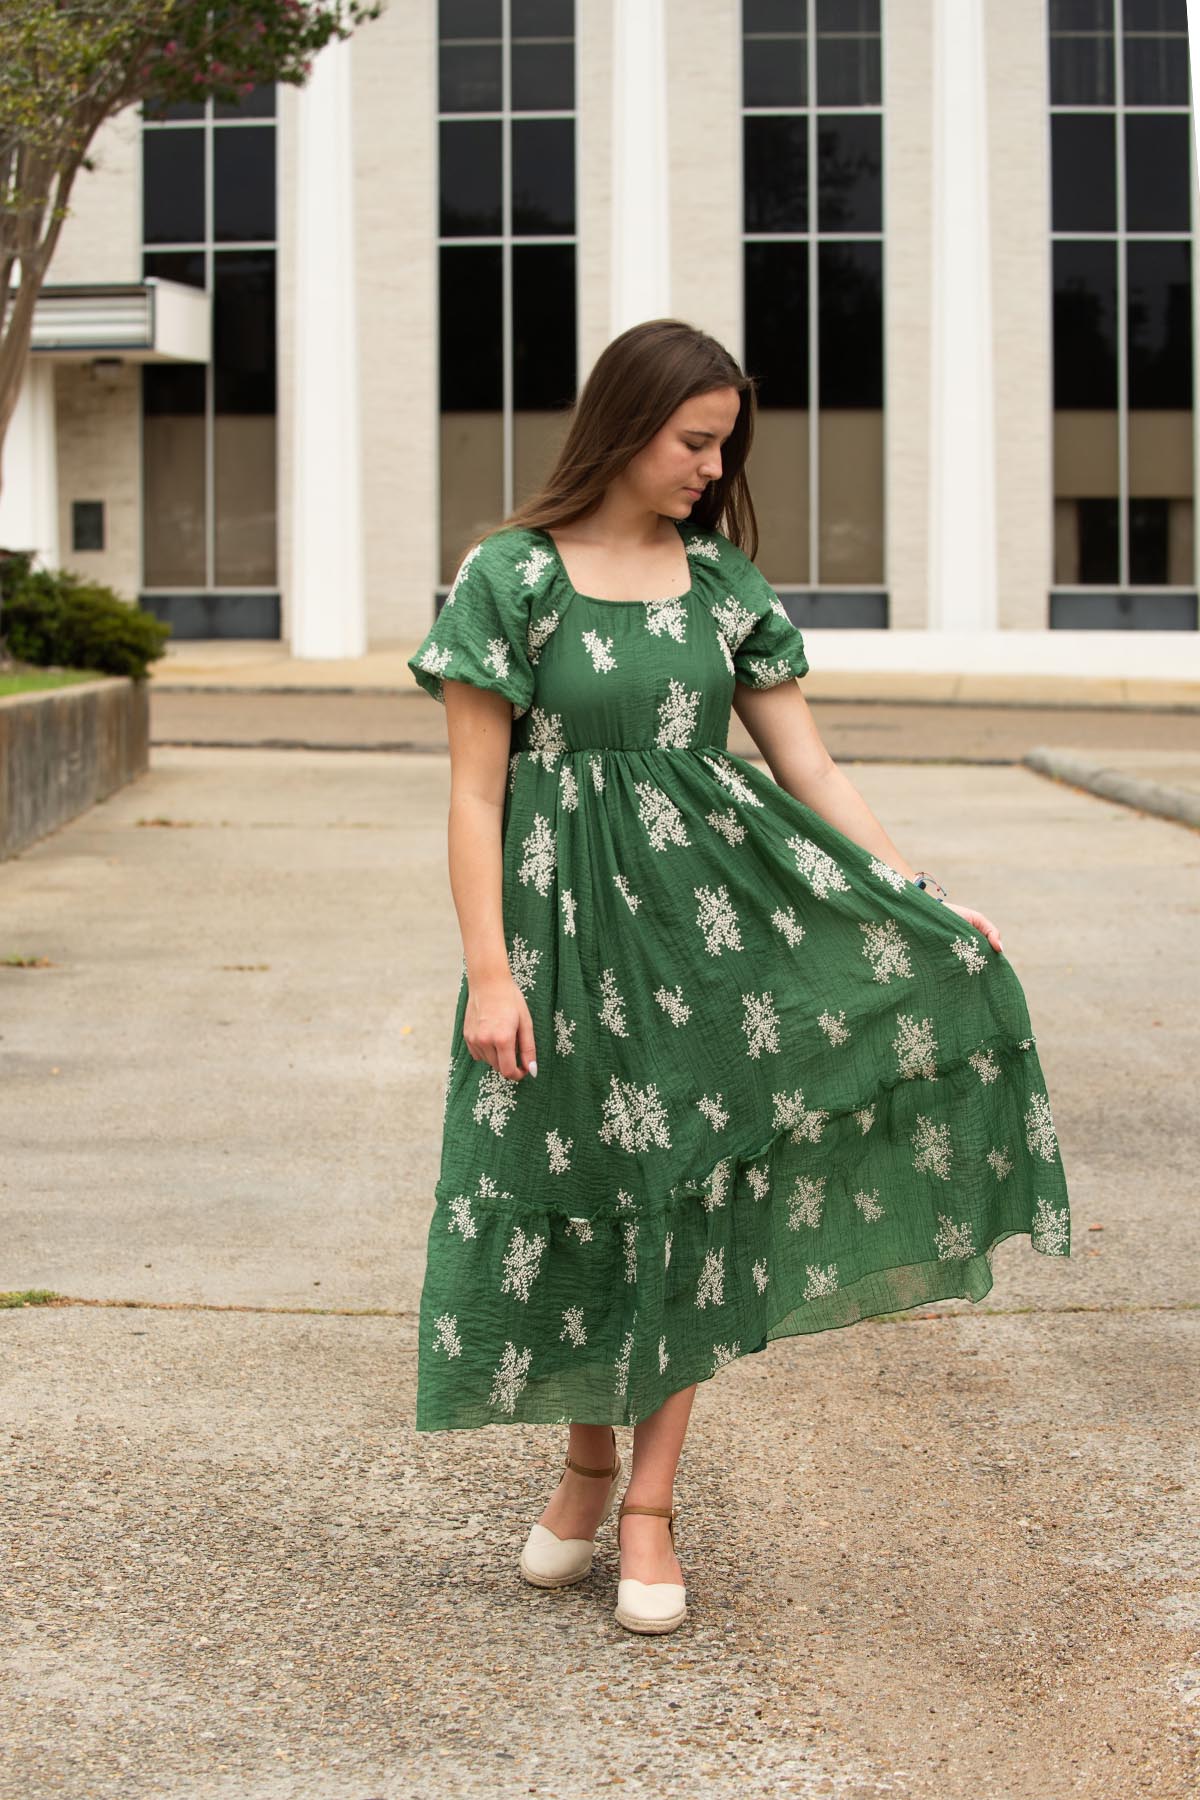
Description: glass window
xmin=143 ymin=129 xmax=204 ymax=244
xmin=441 ymin=0 xmax=502 ymax=36
xmin=1124 ymin=115 xmax=1191 ymax=233
xmin=440 ymin=247 xmax=504 ymax=410
xmin=744 ymin=117 xmax=808 ymax=232
xmin=816 ymin=115 xmax=882 ymax=233
xmin=439 ymin=121 xmax=503 ymax=235
xmin=1127 ymin=241 xmax=1192 ymax=408
xmin=743 ymin=34 xmax=806 ymax=108
xmin=511 ymin=119 xmax=575 ymax=233
xmin=213 ymin=127 xmax=276 ymax=242
xmin=1053 ymin=241 xmax=1118 ymax=408
xmin=745 ymin=241 xmax=809 ymax=408
xmin=1051 ymin=115 xmax=1116 ymax=232
xmin=440 ymin=42 xmax=503 ymax=112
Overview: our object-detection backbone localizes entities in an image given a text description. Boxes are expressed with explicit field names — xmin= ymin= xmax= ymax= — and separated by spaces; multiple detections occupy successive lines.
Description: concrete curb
xmin=1023 ymin=746 xmax=1200 ymax=829
xmin=0 ymin=676 xmax=150 ymax=860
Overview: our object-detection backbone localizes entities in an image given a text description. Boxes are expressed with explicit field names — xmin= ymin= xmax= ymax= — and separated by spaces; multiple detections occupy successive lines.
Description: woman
xmin=406 ymin=319 xmax=1071 ymax=1637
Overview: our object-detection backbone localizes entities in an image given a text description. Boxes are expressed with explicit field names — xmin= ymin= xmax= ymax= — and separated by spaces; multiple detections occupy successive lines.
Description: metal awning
xmin=21 ymin=278 xmax=210 ymax=363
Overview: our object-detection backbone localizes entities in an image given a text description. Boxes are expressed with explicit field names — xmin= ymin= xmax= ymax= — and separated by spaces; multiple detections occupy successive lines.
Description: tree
xmin=0 ymin=1 xmax=384 ymax=496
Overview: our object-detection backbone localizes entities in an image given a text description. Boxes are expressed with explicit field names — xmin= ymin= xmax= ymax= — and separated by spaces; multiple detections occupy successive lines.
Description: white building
xmin=1 ymin=0 xmax=1195 ymax=650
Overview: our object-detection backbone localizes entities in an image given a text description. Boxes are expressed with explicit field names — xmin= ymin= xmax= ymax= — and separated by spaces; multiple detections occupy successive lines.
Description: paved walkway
xmin=1 ymin=738 xmax=1197 ymax=1798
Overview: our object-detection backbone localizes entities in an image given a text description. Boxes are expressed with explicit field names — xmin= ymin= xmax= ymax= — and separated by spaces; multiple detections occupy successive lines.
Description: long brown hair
xmin=497 ymin=319 xmax=759 ymax=558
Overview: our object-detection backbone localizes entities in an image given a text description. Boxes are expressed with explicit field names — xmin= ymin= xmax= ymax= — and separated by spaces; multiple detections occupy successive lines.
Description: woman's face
xmin=617 ymin=386 xmax=742 ymax=519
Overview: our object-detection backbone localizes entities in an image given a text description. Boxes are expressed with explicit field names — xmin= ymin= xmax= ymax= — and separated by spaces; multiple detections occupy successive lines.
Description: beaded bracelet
xmin=912 ymin=869 xmax=948 ymax=903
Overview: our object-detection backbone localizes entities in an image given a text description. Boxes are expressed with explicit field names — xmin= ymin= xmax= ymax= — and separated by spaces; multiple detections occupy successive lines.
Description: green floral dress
xmin=407 ymin=522 xmax=1071 ymax=1431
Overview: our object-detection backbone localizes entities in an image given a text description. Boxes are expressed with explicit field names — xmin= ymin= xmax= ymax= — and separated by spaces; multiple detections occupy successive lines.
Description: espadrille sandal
xmin=519 ymin=1429 xmax=622 ymax=1588
xmin=614 ymin=1498 xmax=687 ymax=1633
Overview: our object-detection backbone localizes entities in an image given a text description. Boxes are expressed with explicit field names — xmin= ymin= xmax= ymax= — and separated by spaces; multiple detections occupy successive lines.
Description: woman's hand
xmin=464 ymin=974 xmax=539 ymax=1080
xmin=944 ymin=900 xmax=1003 ymax=956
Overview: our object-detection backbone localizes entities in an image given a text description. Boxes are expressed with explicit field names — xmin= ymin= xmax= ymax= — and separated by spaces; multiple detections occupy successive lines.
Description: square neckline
xmin=535 ymin=520 xmax=695 ymax=608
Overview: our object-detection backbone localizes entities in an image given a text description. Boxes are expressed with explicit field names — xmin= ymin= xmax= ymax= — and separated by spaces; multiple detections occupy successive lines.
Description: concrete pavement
xmin=1 ymin=743 xmax=1197 ymax=1798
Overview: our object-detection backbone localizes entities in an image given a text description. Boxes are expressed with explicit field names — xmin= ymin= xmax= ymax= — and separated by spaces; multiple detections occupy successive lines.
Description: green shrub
xmin=0 ymin=554 xmax=170 ymax=681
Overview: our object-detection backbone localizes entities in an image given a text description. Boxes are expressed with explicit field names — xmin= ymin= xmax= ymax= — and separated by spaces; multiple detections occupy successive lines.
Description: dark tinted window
xmin=816 ymin=32 xmax=880 ymax=106
xmin=440 ymin=0 xmax=501 ymax=36
xmin=213 ymin=128 xmax=276 ymax=242
xmin=440 ymin=246 xmax=503 ymax=409
xmin=440 ymin=43 xmax=502 ymax=111
xmin=143 ymin=129 xmax=205 ymax=244
xmin=512 ymin=0 xmax=573 ymax=30
xmin=213 ymin=252 xmax=276 ymax=414
xmin=440 ymin=121 xmax=503 ymax=235
xmin=1125 ymin=116 xmax=1192 ymax=233
xmin=745 ymin=241 xmax=809 ymax=409
xmin=1127 ymin=241 xmax=1193 ymax=408
xmin=817 ymin=115 xmax=882 ymax=233
xmin=142 ymin=361 xmax=206 ymax=416
xmin=214 ymin=84 xmax=276 ymax=120
xmin=1051 ymin=114 xmax=1116 ymax=232
xmin=743 ymin=34 xmax=806 ymax=108
xmin=513 ymin=245 xmax=576 ymax=407
xmin=1129 ymin=499 xmax=1171 ymax=584
xmin=819 ymin=241 xmax=883 ymax=407
xmin=744 ymin=117 xmax=808 ymax=232
xmin=745 ymin=0 xmax=804 ymax=28
xmin=511 ymin=41 xmax=574 ymax=110
xmin=512 ymin=120 xmax=575 ymax=233
xmin=143 ymin=250 xmax=206 ymax=289
xmin=1053 ymin=241 xmax=1118 ymax=408
xmin=1076 ymin=498 xmax=1120 ymax=583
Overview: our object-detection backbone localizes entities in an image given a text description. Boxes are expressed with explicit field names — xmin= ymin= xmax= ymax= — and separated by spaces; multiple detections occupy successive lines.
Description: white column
xmin=290 ymin=33 xmax=366 ymax=659
xmin=0 ymin=357 xmax=59 ymax=570
xmin=610 ymin=0 xmax=671 ymax=337
xmin=927 ymin=0 xmax=997 ymax=632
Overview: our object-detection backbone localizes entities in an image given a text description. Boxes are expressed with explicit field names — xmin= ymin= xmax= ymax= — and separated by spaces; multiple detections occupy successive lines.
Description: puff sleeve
xmin=406 ymin=537 xmax=537 ymax=718
xmin=724 ymin=548 xmax=810 ymax=689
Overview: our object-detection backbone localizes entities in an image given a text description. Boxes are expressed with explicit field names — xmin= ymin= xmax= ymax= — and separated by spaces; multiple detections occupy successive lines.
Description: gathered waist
xmin=512 ymin=742 xmax=733 ymax=758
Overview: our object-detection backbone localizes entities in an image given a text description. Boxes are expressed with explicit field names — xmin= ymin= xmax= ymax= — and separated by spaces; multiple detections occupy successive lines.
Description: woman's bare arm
xmin=443 ymin=680 xmax=539 ymax=1078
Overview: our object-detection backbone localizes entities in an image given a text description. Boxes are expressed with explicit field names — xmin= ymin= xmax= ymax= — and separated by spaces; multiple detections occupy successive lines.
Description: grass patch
xmin=0 ymin=667 xmax=103 ymax=696
xmin=1 ymin=954 xmax=55 ymax=968
xmin=0 ymin=1289 xmax=62 ymax=1309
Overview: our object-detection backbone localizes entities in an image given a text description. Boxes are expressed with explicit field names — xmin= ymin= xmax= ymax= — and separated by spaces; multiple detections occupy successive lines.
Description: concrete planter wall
xmin=0 ymin=677 xmax=150 ymax=861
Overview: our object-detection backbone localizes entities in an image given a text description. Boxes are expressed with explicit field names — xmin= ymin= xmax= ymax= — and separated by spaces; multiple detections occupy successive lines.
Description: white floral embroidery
xmin=894 ymin=1013 xmax=938 ymax=1081
xmin=742 ymin=655 xmax=796 ymax=689
xmin=714 ymin=633 xmax=735 ymax=677
xmin=527 ymin=610 xmax=560 ymax=665
xmin=803 ymin=1263 xmax=839 ymax=1300
xmin=772 ymin=905 xmax=805 ymax=948
xmin=711 ymin=593 xmax=758 ymax=651
xmin=968 ymin=1047 xmax=1001 ymax=1085
xmin=706 ymin=806 xmax=746 ymax=846
xmin=636 ymin=780 xmax=691 ymax=850
xmin=516 ymin=545 xmax=554 ymax=588
xmin=694 ymin=883 xmax=743 ymax=955
xmin=566 ymin=1216 xmax=594 ymax=1243
xmin=787 ymin=1175 xmax=826 ymax=1230
xmin=508 ymin=934 xmax=542 ymax=994
xmin=448 ymin=1170 xmax=511 ymax=1240
xmin=742 ymin=990 xmax=781 ymax=1059
xmin=986 ymin=1145 xmax=1013 ymax=1180
xmin=559 ymin=762 xmax=578 ymax=812
xmin=768 ymin=593 xmax=790 ymax=621
xmin=853 ymin=1188 xmax=884 ymax=1222
xmin=623 ymin=1220 xmax=639 ymax=1284
xmin=696 ymin=1093 xmax=729 ymax=1132
xmin=701 ymin=1156 xmax=732 ymax=1211
xmin=527 ymin=705 xmax=567 ymax=770
xmin=818 ymin=1009 xmax=850 ymax=1047
xmin=417 ymin=642 xmax=453 ymax=678
xmin=1032 ymin=1195 xmax=1069 ymax=1255
xmin=613 ymin=874 xmax=641 ymax=912
xmin=869 ymin=856 xmax=908 ymax=893
xmin=554 ymin=1010 xmax=576 ymax=1056
xmin=445 ymin=543 xmax=482 ymax=606
xmin=482 ymin=636 xmax=510 ymax=685
xmin=696 ymin=1247 xmax=726 ymax=1309
xmin=581 ymin=627 xmax=617 ymax=673
xmin=617 ymin=1188 xmax=635 ymax=1208
xmin=598 ymin=966 xmax=629 ymax=1036
xmin=508 ymin=749 xmax=521 ymax=794
xmin=701 ymin=752 xmax=764 ymax=807
xmin=856 ymin=1105 xmax=876 ymax=1134
xmin=560 ymin=1306 xmax=587 ymax=1347
xmin=518 ymin=813 xmax=556 ymax=897
xmin=752 ymin=1258 xmax=769 ymax=1294
xmin=589 ymin=755 xmax=605 ymax=792
xmin=658 ymin=1334 xmax=670 ymax=1372
xmin=433 ymin=1312 xmax=462 ymax=1357
xmin=788 ymin=836 xmax=851 ymax=899
xmin=685 ymin=536 xmax=721 ymax=561
xmin=664 ymin=1231 xmax=673 ymax=1268
xmin=546 ymin=1128 xmax=573 ymax=1173
xmin=746 ymin=1164 xmax=770 ymax=1202
xmin=912 ymin=1115 xmax=953 ymax=1179
xmin=934 ymin=1214 xmax=974 ymax=1259
xmin=1018 ymin=1037 xmax=1034 ymax=1051
xmin=473 ymin=1066 xmax=518 ymax=1137
xmin=711 ymin=1342 xmax=741 ymax=1372
xmin=951 ymin=937 xmax=988 ymax=975
xmin=614 ymin=1326 xmax=634 ymax=1399
xmin=860 ymin=919 xmax=914 ymax=984
xmin=645 ymin=596 xmax=688 ymax=642
xmin=599 ymin=1074 xmax=672 ymax=1152
xmin=655 ymin=678 xmax=702 ymax=748
xmin=772 ymin=1088 xmax=829 ymax=1145
xmin=654 ymin=983 xmax=691 ymax=1026
xmin=500 ymin=1225 xmax=547 ymax=1302
xmin=489 ymin=1341 xmax=532 ymax=1413
xmin=561 ymin=889 xmax=576 ymax=937
xmin=1025 ymin=1093 xmax=1059 ymax=1162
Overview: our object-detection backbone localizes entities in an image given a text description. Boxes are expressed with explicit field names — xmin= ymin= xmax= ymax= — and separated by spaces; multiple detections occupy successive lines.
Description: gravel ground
xmin=1 ymin=742 xmax=1197 ymax=1798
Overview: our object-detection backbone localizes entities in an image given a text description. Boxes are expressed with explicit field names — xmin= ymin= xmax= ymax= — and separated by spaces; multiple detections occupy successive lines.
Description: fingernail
xmin=529 ymin=1060 xmax=538 ymax=1078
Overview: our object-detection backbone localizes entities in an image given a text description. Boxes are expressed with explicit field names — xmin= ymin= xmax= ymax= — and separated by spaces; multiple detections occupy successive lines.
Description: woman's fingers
xmin=516 ymin=1006 xmax=538 ymax=1079
xmin=946 ymin=900 xmax=1004 ymax=955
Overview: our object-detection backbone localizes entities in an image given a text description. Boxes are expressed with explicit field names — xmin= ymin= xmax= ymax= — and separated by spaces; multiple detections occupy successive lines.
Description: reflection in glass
xmin=144 ymin=250 xmax=206 ymax=290
xmin=816 ymin=116 xmax=882 ymax=234
xmin=818 ymin=243 xmax=882 ymax=583
xmin=213 ymin=253 xmax=276 ymax=416
xmin=745 ymin=241 xmax=808 ymax=409
xmin=511 ymin=42 xmax=574 ymax=110
xmin=143 ymin=130 xmax=204 ymax=244
xmin=743 ymin=36 xmax=806 ymax=108
xmin=214 ymin=128 xmax=276 ymax=242
xmin=1127 ymin=241 xmax=1192 ymax=408
xmin=1123 ymin=28 xmax=1189 ymax=102
xmin=439 ymin=121 xmax=503 ymax=236
xmin=512 ymin=120 xmax=575 ymax=234
xmin=1053 ymin=241 xmax=1118 ymax=408
xmin=744 ymin=118 xmax=807 ymax=233
xmin=1051 ymin=115 xmax=1115 ymax=232
xmin=1124 ymin=116 xmax=1191 ymax=234
xmin=818 ymin=242 xmax=882 ymax=408
xmin=513 ymin=245 xmax=576 ymax=409
xmin=142 ymin=364 xmax=207 ymax=588
xmin=816 ymin=35 xmax=881 ymax=106
xmin=440 ymin=43 xmax=502 ymax=111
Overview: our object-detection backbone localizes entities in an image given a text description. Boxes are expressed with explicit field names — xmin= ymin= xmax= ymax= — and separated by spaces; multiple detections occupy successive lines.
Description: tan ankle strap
xmin=564 ymin=1428 xmax=618 ymax=1480
xmin=619 ymin=1502 xmax=675 ymax=1520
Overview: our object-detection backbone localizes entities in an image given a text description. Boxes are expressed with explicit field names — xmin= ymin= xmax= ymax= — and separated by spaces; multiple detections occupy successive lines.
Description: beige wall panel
xmin=349 ymin=1 xmax=438 ymax=641
xmin=54 ymin=363 xmax=141 ymax=598
xmin=884 ymin=0 xmax=933 ymax=630
xmin=986 ymin=0 xmax=1053 ymax=629
xmin=277 ymin=84 xmax=297 ymax=645
xmin=666 ymin=0 xmax=741 ymax=356
xmin=50 ymin=107 xmax=142 ymax=286
xmin=577 ymin=4 xmax=613 ymax=378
